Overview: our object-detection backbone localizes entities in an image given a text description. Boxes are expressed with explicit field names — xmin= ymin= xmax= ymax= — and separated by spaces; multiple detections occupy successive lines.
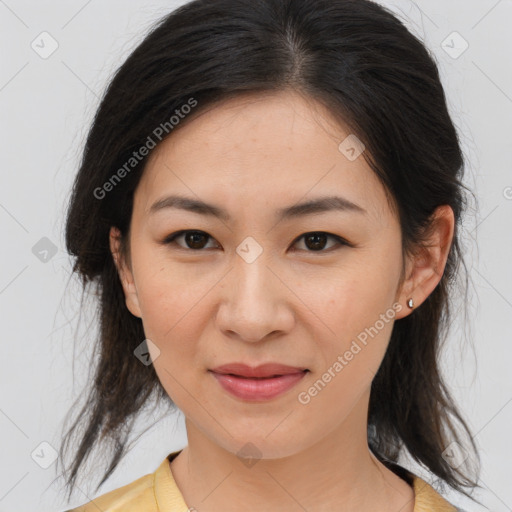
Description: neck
xmin=169 ymin=394 xmax=415 ymax=512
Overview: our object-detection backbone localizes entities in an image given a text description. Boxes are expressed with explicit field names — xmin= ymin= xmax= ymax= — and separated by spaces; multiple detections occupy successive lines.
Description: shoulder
xmin=64 ymin=450 xmax=187 ymax=512
xmin=384 ymin=460 xmax=463 ymax=512
xmin=412 ymin=475 xmax=461 ymax=512
xmin=66 ymin=472 xmax=156 ymax=512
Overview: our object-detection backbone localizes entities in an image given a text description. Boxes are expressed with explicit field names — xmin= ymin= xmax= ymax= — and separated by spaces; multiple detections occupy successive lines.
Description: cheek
xmin=133 ymin=259 xmax=210 ymax=361
xmin=135 ymin=267 xmax=209 ymax=407
xmin=135 ymin=249 xmax=203 ymax=321
xmin=311 ymin=263 xmax=400 ymax=376
xmin=318 ymin=265 xmax=397 ymax=331
xmin=296 ymin=292 xmax=397 ymax=421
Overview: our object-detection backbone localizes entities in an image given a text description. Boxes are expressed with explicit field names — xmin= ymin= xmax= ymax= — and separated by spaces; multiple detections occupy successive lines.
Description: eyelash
xmin=161 ymin=230 xmax=351 ymax=253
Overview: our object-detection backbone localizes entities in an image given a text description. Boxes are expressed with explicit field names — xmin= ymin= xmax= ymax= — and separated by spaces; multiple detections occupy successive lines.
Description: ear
xmin=109 ymin=226 xmax=142 ymax=318
xmin=394 ymin=205 xmax=455 ymax=320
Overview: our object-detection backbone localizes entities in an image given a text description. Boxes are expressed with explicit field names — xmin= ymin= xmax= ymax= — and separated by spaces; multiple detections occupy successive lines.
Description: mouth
xmin=210 ymin=362 xmax=309 ymax=379
xmin=208 ymin=363 xmax=309 ymax=401
xmin=221 ymin=374 xmax=295 ymax=379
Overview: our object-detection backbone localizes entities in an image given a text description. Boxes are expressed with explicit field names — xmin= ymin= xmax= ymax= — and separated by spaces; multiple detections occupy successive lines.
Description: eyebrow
xmin=149 ymin=194 xmax=366 ymax=221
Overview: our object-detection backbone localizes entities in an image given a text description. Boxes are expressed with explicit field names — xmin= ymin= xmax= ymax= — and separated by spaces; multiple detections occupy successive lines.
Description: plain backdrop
xmin=0 ymin=1 xmax=511 ymax=511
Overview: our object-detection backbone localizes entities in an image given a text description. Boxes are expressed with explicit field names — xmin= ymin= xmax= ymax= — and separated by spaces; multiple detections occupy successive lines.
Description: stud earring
xmin=407 ymin=298 xmax=414 ymax=309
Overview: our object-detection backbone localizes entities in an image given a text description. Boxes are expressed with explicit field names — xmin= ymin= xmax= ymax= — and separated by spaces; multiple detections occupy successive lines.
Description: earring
xmin=407 ymin=298 xmax=414 ymax=309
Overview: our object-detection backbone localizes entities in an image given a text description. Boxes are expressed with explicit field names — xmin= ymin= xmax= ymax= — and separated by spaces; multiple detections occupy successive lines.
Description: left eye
xmin=292 ymin=232 xmax=348 ymax=252
xmin=162 ymin=230 xmax=349 ymax=252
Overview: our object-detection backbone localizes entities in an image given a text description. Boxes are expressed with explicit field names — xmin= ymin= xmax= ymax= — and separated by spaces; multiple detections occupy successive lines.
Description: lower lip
xmin=210 ymin=371 xmax=307 ymax=401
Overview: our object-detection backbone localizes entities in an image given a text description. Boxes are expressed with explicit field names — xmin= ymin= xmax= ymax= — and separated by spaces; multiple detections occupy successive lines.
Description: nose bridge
xmin=233 ymin=241 xmax=275 ymax=313
xmin=216 ymin=239 xmax=293 ymax=341
xmin=233 ymin=232 xmax=271 ymax=287
xmin=235 ymin=245 xmax=271 ymax=298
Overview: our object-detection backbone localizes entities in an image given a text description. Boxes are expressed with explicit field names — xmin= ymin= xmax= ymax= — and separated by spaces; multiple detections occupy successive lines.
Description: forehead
xmin=134 ymin=90 xmax=394 ymax=225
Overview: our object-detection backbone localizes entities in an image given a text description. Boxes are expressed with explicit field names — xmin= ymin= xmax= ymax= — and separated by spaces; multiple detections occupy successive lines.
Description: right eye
xmin=162 ymin=230 xmax=220 ymax=251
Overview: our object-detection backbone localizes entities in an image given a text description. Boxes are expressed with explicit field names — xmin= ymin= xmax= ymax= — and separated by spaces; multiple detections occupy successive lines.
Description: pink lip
xmin=209 ymin=363 xmax=308 ymax=401
xmin=210 ymin=362 xmax=308 ymax=378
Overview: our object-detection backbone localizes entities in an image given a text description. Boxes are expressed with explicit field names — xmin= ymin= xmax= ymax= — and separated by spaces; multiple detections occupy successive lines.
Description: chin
xmin=215 ymin=432 xmax=313 ymax=463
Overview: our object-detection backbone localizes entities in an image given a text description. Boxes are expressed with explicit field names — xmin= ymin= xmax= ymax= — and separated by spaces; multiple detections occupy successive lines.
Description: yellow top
xmin=67 ymin=450 xmax=458 ymax=511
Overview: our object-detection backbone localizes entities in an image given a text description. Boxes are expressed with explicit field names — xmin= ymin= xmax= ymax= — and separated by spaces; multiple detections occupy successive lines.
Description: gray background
xmin=0 ymin=1 xmax=510 ymax=510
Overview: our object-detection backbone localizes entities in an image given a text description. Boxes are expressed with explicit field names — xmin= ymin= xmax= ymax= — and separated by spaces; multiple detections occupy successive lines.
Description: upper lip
xmin=210 ymin=363 xmax=308 ymax=378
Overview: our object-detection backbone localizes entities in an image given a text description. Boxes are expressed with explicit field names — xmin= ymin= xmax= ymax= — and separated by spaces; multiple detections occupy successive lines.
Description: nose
xmin=215 ymin=253 xmax=295 ymax=343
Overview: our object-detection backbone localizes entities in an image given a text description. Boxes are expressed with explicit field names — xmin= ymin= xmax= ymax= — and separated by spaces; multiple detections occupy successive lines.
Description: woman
xmin=59 ymin=0 xmax=480 ymax=510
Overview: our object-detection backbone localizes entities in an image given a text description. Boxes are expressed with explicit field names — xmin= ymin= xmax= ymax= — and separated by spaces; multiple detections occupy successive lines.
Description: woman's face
xmin=111 ymin=90 xmax=414 ymax=459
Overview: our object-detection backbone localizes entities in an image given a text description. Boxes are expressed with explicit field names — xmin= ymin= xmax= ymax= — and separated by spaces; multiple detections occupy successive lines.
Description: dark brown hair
xmin=58 ymin=0 xmax=481 ymax=504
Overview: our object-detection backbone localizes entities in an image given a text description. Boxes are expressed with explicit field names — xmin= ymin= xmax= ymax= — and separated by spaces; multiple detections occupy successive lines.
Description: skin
xmin=110 ymin=89 xmax=454 ymax=512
